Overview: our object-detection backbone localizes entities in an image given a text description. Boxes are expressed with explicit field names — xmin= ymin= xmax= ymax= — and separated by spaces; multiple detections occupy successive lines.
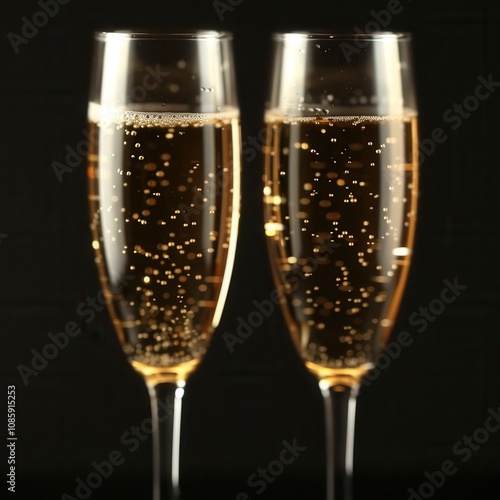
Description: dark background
xmin=1 ymin=0 xmax=499 ymax=499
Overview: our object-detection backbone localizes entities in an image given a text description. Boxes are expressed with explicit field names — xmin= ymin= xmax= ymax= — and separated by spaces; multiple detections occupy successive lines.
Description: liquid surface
xmin=264 ymin=114 xmax=418 ymax=383
xmin=88 ymin=105 xmax=240 ymax=381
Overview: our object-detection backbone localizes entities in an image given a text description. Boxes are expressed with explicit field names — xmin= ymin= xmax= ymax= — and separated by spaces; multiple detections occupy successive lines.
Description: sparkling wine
xmin=88 ymin=104 xmax=240 ymax=380
xmin=264 ymin=113 xmax=418 ymax=382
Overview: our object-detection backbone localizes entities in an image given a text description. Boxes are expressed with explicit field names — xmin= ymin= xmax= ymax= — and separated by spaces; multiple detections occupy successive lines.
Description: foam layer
xmin=89 ymin=102 xmax=239 ymax=127
xmin=265 ymin=108 xmax=417 ymax=126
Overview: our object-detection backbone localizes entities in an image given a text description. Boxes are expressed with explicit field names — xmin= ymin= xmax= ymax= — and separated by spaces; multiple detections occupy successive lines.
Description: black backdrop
xmin=1 ymin=0 xmax=500 ymax=499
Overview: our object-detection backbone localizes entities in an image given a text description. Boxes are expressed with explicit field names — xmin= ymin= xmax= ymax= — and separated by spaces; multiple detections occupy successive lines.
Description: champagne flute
xmin=263 ymin=32 xmax=418 ymax=499
xmin=87 ymin=31 xmax=240 ymax=500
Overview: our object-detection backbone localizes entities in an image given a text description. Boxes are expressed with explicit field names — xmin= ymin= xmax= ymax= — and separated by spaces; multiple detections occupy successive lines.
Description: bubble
xmin=345 ymin=161 xmax=363 ymax=169
xmin=326 ymin=212 xmax=341 ymax=221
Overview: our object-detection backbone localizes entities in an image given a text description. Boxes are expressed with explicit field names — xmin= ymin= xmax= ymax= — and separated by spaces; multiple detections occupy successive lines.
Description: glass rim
xmin=94 ymin=30 xmax=233 ymax=40
xmin=272 ymin=31 xmax=412 ymax=41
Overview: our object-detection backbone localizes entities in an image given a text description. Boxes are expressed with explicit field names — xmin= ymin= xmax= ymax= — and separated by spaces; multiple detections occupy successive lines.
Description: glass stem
xmin=147 ymin=381 xmax=185 ymax=500
xmin=320 ymin=381 xmax=359 ymax=500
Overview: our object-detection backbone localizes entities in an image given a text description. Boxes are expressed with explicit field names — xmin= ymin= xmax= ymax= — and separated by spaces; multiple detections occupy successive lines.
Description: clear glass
xmin=87 ymin=30 xmax=240 ymax=500
xmin=263 ymin=32 xmax=418 ymax=499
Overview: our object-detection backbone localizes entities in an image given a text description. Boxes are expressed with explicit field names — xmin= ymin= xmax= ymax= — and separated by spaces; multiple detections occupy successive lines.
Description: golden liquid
xmin=88 ymin=105 xmax=240 ymax=383
xmin=264 ymin=114 xmax=418 ymax=386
